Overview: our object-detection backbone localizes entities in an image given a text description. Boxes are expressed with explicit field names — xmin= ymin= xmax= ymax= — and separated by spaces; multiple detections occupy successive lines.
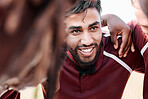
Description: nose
xmin=81 ymin=32 xmax=93 ymax=45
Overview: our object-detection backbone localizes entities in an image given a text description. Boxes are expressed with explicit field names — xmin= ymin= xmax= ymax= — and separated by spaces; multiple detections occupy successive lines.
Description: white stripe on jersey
xmin=103 ymin=51 xmax=132 ymax=73
xmin=141 ymin=42 xmax=148 ymax=56
xmin=103 ymin=33 xmax=110 ymax=37
xmin=117 ymin=35 xmax=122 ymax=39
xmin=103 ymin=33 xmax=122 ymax=39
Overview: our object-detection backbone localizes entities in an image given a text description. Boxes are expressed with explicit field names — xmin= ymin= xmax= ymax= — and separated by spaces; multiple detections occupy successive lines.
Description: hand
xmin=101 ymin=14 xmax=135 ymax=58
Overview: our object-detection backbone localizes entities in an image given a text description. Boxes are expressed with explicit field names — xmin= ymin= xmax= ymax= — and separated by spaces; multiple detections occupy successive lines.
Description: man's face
xmin=65 ymin=8 xmax=102 ymax=66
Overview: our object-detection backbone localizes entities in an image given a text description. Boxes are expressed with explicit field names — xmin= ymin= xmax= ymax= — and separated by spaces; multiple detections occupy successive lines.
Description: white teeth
xmin=81 ymin=48 xmax=93 ymax=53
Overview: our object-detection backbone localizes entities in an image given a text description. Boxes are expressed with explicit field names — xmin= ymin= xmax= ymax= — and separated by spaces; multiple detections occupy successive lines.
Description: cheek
xmin=66 ymin=35 xmax=79 ymax=50
xmin=93 ymin=32 xmax=102 ymax=44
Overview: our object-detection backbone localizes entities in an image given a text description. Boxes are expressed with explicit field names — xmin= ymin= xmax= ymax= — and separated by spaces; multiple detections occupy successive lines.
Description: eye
xmin=89 ymin=26 xmax=99 ymax=32
xmin=70 ymin=29 xmax=82 ymax=34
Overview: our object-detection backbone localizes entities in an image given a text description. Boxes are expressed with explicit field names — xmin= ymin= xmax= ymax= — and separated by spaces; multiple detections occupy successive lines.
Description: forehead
xmin=65 ymin=8 xmax=101 ymax=27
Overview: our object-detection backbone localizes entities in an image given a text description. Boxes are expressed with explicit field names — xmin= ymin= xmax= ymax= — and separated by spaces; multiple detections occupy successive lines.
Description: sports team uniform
xmin=56 ymin=33 xmax=144 ymax=99
xmin=0 ymin=90 xmax=20 ymax=99
xmin=128 ymin=20 xmax=148 ymax=99
xmin=0 ymin=22 xmax=146 ymax=99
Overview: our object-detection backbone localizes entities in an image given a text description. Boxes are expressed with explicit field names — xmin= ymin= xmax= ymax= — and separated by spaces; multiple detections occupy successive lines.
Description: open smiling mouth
xmin=78 ymin=46 xmax=96 ymax=57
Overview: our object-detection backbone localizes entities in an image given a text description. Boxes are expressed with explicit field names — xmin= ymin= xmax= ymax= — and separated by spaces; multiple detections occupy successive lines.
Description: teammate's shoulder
xmin=128 ymin=20 xmax=139 ymax=30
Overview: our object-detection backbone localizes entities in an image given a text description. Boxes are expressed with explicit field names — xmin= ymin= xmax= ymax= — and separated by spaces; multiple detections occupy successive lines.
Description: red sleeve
xmin=128 ymin=20 xmax=145 ymax=72
xmin=128 ymin=20 xmax=148 ymax=51
xmin=0 ymin=89 xmax=20 ymax=99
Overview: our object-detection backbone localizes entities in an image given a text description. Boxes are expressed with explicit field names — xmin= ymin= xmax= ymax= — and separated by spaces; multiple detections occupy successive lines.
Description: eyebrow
xmin=68 ymin=21 xmax=100 ymax=30
xmin=69 ymin=26 xmax=82 ymax=30
xmin=89 ymin=21 xmax=100 ymax=27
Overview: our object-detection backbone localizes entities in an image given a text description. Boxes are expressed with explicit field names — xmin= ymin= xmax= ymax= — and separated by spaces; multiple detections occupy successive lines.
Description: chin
xmin=80 ymin=56 xmax=95 ymax=63
xmin=78 ymin=54 xmax=98 ymax=67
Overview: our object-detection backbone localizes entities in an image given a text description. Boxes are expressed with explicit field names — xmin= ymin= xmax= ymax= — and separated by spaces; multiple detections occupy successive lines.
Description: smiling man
xmin=56 ymin=0 xmax=145 ymax=99
xmin=65 ymin=8 xmax=102 ymax=67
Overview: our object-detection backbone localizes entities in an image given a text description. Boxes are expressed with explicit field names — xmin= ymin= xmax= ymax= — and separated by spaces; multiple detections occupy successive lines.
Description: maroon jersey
xmin=0 ymin=27 xmax=145 ymax=99
xmin=57 ymin=34 xmax=144 ymax=99
xmin=128 ymin=20 xmax=148 ymax=99
xmin=0 ymin=89 xmax=20 ymax=99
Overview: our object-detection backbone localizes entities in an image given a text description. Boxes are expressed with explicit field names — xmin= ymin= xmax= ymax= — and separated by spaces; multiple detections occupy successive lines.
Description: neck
xmin=141 ymin=26 xmax=148 ymax=36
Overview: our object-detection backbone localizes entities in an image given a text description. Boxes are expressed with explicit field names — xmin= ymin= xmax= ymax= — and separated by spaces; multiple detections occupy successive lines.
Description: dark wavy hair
xmin=66 ymin=0 xmax=102 ymax=17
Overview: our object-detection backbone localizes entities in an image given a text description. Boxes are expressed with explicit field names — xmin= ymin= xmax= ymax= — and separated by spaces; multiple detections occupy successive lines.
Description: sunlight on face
xmin=65 ymin=8 xmax=102 ymax=66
